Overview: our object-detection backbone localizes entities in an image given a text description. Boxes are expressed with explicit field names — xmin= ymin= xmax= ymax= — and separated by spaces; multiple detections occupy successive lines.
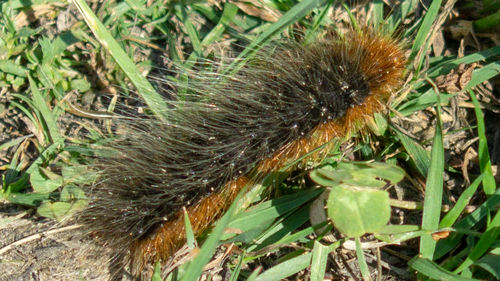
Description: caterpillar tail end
xmin=129 ymin=177 xmax=250 ymax=276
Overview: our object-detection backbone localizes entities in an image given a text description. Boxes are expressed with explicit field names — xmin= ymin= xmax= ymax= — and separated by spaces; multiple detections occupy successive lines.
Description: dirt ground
xmin=0 ymin=205 xmax=114 ymax=281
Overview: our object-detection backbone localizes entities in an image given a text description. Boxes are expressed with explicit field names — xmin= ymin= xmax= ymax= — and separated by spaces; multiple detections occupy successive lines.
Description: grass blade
xmin=310 ymin=241 xmax=329 ymax=281
xmin=435 ymin=188 xmax=500 ymax=259
xmin=255 ymin=252 xmax=312 ymax=281
xmin=468 ymin=90 xmax=496 ymax=195
xmin=409 ymin=0 xmax=443 ymax=73
xmin=465 ymin=60 xmax=500 ymax=90
xmin=453 ymin=206 xmax=500 ymax=273
xmin=419 ymin=84 xmax=445 ymax=259
xmin=227 ymin=0 xmax=325 ymax=73
xmin=409 ymin=257 xmax=480 ymax=281
xmin=427 ymin=45 xmax=500 ymax=77
xmin=394 ymin=128 xmax=430 ymax=176
xmin=28 ymin=76 xmax=62 ymax=143
xmin=71 ymin=0 xmax=167 ymax=118
xmin=356 ymin=238 xmax=372 ymax=281
xmin=179 ymin=188 xmax=243 ymax=281
xmin=439 ymin=174 xmax=484 ymax=228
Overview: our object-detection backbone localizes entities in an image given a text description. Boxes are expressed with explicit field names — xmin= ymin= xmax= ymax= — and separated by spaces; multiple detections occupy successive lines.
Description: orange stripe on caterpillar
xmin=131 ymin=176 xmax=250 ymax=273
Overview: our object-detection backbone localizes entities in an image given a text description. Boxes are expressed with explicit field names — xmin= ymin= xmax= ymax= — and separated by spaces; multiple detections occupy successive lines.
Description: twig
xmin=0 ymin=224 xmax=82 ymax=256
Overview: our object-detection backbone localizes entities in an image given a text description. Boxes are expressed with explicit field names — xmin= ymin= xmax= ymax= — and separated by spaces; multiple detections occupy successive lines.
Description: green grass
xmin=1 ymin=0 xmax=499 ymax=280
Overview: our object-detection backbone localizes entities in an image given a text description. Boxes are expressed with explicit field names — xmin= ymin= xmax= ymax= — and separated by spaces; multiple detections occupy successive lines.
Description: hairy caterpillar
xmin=78 ymin=25 xmax=407 ymax=279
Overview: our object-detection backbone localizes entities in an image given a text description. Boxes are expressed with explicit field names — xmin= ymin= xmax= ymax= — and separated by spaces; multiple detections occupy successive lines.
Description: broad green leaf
xmin=37 ymin=201 xmax=85 ymax=221
xmin=30 ymin=168 xmax=63 ymax=193
xmin=0 ymin=59 xmax=28 ymax=76
xmin=327 ymin=185 xmax=391 ymax=237
xmin=311 ymin=162 xmax=405 ymax=188
xmin=60 ymin=185 xmax=87 ymax=202
xmin=61 ymin=165 xmax=96 ymax=185
xmin=7 ymin=192 xmax=49 ymax=207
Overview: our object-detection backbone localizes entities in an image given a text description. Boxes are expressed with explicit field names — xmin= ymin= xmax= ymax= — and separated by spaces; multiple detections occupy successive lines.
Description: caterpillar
xmin=78 ymin=21 xmax=407 ymax=279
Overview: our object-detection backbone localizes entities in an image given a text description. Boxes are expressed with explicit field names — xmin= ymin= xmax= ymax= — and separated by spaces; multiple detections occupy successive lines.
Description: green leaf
xmin=376 ymin=224 xmax=421 ymax=234
xmin=375 ymin=225 xmax=432 ymax=244
xmin=439 ymin=174 xmax=483 ymax=228
xmin=397 ymin=89 xmax=453 ymax=116
xmin=466 ymin=60 xmax=500 ymax=90
xmin=227 ymin=0 xmax=325 ymax=74
xmin=475 ymin=250 xmax=500 ymax=279
xmin=394 ymin=128 xmax=430 ymax=177
xmin=275 ymin=222 xmax=330 ymax=247
xmin=255 ymin=252 xmax=312 ymax=281
xmin=247 ymin=203 xmax=311 ymax=252
xmin=179 ymin=184 xmax=244 ymax=281
xmin=474 ymin=10 xmax=500 ymax=33
xmin=409 ymin=257 xmax=480 ymax=281
xmin=226 ymin=188 xmax=323 ymax=238
xmin=427 ymin=45 xmax=500 ymax=78
xmin=151 ymin=261 xmax=163 ymax=281
xmin=370 ymin=112 xmax=388 ymax=136
xmin=0 ymin=135 xmax=31 ymax=152
xmin=310 ymin=241 xmax=329 ymax=281
xmin=453 ymin=210 xmax=500 ymax=273
xmin=29 ymin=75 xmax=63 ymax=143
xmin=183 ymin=208 xmax=196 ymax=250
xmin=228 ymin=252 xmax=245 ymax=281
xmin=311 ymin=162 xmax=405 ymax=188
xmin=468 ymin=90 xmax=496 ymax=196
xmin=326 ymin=185 xmax=391 ymax=237
xmin=71 ymin=0 xmax=167 ymax=119
xmin=355 ymin=238 xmax=372 ymax=281
xmin=0 ymin=59 xmax=28 ymax=77
xmin=6 ymin=192 xmax=50 ymax=207
xmin=30 ymin=168 xmax=63 ymax=193
xmin=419 ymin=88 xmax=445 ymax=259
xmin=435 ymin=188 xmax=500 ymax=259
xmin=39 ymin=32 xmax=78 ymax=65
xmin=246 ymin=267 xmax=262 ymax=281
xmin=61 ymin=165 xmax=96 ymax=185
xmin=60 ymin=185 xmax=87 ymax=202
xmin=409 ymin=0 xmax=443 ymax=73
xmin=37 ymin=201 xmax=85 ymax=221
xmin=70 ymin=78 xmax=91 ymax=92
